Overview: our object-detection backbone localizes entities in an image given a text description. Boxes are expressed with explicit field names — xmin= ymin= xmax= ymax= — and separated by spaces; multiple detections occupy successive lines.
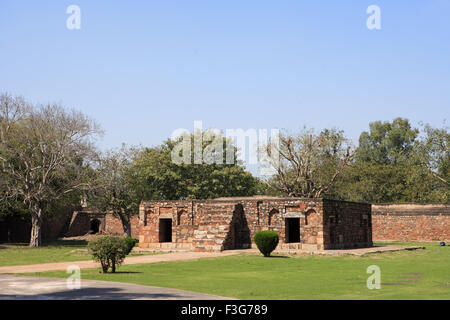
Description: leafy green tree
xmin=357 ymin=118 xmax=419 ymax=166
xmin=0 ymin=93 xmax=101 ymax=247
xmin=133 ymin=131 xmax=262 ymax=200
xmin=415 ymin=123 xmax=449 ymax=186
xmin=334 ymin=119 xmax=449 ymax=203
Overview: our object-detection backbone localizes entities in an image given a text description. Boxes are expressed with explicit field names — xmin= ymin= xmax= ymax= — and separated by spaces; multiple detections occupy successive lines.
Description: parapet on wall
xmin=372 ymin=204 xmax=450 ymax=242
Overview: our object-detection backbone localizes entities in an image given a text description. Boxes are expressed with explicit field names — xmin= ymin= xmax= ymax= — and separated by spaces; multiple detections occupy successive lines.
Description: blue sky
xmin=1 ymin=1 xmax=449 ymax=156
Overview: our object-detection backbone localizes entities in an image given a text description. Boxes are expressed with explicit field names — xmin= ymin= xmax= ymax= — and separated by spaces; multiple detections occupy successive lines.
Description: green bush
xmin=87 ymin=236 xmax=129 ymax=273
xmin=123 ymin=237 xmax=137 ymax=255
xmin=254 ymin=230 xmax=279 ymax=257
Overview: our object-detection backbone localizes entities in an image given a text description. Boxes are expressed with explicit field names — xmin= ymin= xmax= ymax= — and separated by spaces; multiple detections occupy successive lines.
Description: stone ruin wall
xmin=138 ymin=198 xmax=373 ymax=252
xmin=3 ymin=200 xmax=448 ymax=245
xmin=323 ymin=199 xmax=373 ymax=249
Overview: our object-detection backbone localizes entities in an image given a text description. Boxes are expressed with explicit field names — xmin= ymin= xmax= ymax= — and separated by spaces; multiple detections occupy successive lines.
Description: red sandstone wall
xmin=372 ymin=204 xmax=449 ymax=242
xmin=1 ymin=206 xmax=79 ymax=242
xmin=323 ymin=200 xmax=372 ymax=249
xmin=1 ymin=208 xmax=140 ymax=243
xmin=65 ymin=211 xmax=94 ymax=237
xmin=138 ymin=198 xmax=328 ymax=251
xmin=104 ymin=214 xmax=140 ymax=238
xmin=256 ymin=199 xmax=323 ymax=249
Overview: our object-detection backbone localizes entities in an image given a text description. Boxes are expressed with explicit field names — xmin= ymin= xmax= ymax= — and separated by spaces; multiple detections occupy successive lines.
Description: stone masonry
xmin=372 ymin=203 xmax=449 ymax=242
xmin=138 ymin=197 xmax=373 ymax=252
xmin=3 ymin=200 xmax=448 ymax=244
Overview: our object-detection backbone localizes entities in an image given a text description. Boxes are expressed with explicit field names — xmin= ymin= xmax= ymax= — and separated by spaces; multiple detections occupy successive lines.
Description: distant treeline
xmin=1 ymin=93 xmax=448 ymax=246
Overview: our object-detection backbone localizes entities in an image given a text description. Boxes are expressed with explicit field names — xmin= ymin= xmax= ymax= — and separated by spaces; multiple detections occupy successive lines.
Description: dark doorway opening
xmin=159 ymin=218 xmax=172 ymax=243
xmin=285 ymin=218 xmax=300 ymax=243
xmin=224 ymin=204 xmax=251 ymax=250
xmin=90 ymin=219 xmax=101 ymax=234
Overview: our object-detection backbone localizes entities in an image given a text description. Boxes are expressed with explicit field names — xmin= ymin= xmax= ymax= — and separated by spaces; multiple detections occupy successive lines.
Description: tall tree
xmin=263 ymin=127 xmax=354 ymax=198
xmin=334 ymin=119 xmax=449 ymax=203
xmin=357 ymin=117 xmax=419 ymax=166
xmin=134 ymin=131 xmax=262 ymax=200
xmin=0 ymin=93 xmax=101 ymax=246
xmin=415 ymin=123 xmax=449 ymax=186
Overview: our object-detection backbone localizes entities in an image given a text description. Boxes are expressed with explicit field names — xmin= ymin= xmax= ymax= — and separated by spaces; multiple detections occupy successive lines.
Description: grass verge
xmin=20 ymin=242 xmax=450 ymax=299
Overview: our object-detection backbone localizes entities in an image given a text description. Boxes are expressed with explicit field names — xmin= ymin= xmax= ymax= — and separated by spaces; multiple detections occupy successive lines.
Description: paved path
xmin=0 ymin=251 xmax=241 ymax=274
xmin=0 ymin=275 xmax=235 ymax=300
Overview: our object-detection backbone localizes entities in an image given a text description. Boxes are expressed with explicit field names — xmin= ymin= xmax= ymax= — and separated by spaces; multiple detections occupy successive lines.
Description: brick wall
xmin=104 ymin=213 xmax=140 ymax=238
xmin=64 ymin=210 xmax=98 ymax=237
xmin=5 ymin=201 xmax=449 ymax=244
xmin=0 ymin=207 xmax=154 ymax=243
xmin=372 ymin=204 xmax=450 ymax=242
xmin=0 ymin=215 xmax=31 ymax=243
xmin=0 ymin=207 xmax=77 ymax=243
xmin=323 ymin=200 xmax=373 ymax=249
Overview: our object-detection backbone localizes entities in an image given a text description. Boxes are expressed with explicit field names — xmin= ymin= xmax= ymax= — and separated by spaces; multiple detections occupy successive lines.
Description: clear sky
xmin=1 ymin=1 xmax=449 ymax=155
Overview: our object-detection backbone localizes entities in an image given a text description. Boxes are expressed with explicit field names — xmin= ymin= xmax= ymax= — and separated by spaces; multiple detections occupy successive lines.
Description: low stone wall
xmin=3 ymin=202 xmax=449 ymax=244
xmin=63 ymin=210 xmax=140 ymax=238
xmin=372 ymin=204 xmax=450 ymax=242
xmin=0 ymin=207 xmax=78 ymax=242
xmin=0 ymin=208 xmax=140 ymax=243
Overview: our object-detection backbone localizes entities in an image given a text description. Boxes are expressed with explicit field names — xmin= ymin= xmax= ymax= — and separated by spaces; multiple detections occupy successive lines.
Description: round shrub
xmin=254 ymin=230 xmax=279 ymax=257
xmin=123 ymin=237 xmax=137 ymax=255
xmin=87 ymin=236 xmax=129 ymax=273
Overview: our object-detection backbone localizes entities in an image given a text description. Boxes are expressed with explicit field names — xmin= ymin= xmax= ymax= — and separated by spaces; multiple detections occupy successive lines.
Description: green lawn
xmin=23 ymin=242 xmax=450 ymax=299
xmin=0 ymin=240 xmax=158 ymax=267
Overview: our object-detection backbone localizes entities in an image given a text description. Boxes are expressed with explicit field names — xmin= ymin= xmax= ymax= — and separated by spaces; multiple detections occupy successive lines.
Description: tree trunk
xmin=29 ymin=207 xmax=42 ymax=247
xmin=120 ymin=213 xmax=132 ymax=238
xmin=101 ymin=261 xmax=109 ymax=273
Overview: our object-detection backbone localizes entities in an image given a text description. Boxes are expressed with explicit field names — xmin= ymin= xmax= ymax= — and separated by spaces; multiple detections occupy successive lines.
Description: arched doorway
xmin=90 ymin=219 xmax=101 ymax=234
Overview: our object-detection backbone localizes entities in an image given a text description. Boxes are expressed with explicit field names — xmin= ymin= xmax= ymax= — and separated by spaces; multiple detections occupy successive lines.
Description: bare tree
xmin=263 ymin=128 xmax=354 ymax=198
xmin=90 ymin=145 xmax=145 ymax=238
xmin=0 ymin=93 xmax=101 ymax=247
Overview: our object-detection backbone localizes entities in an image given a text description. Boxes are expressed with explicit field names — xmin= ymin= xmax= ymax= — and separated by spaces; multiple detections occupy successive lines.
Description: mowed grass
xmin=25 ymin=242 xmax=449 ymax=299
xmin=0 ymin=240 xmax=157 ymax=267
xmin=0 ymin=240 xmax=91 ymax=266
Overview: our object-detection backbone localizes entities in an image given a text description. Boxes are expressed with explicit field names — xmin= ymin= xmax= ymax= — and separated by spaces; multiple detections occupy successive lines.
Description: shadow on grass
xmin=0 ymin=286 xmax=188 ymax=300
xmin=0 ymin=240 xmax=88 ymax=249
xmin=42 ymin=240 xmax=88 ymax=247
xmin=101 ymin=271 xmax=143 ymax=274
xmin=0 ymin=243 xmax=29 ymax=249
